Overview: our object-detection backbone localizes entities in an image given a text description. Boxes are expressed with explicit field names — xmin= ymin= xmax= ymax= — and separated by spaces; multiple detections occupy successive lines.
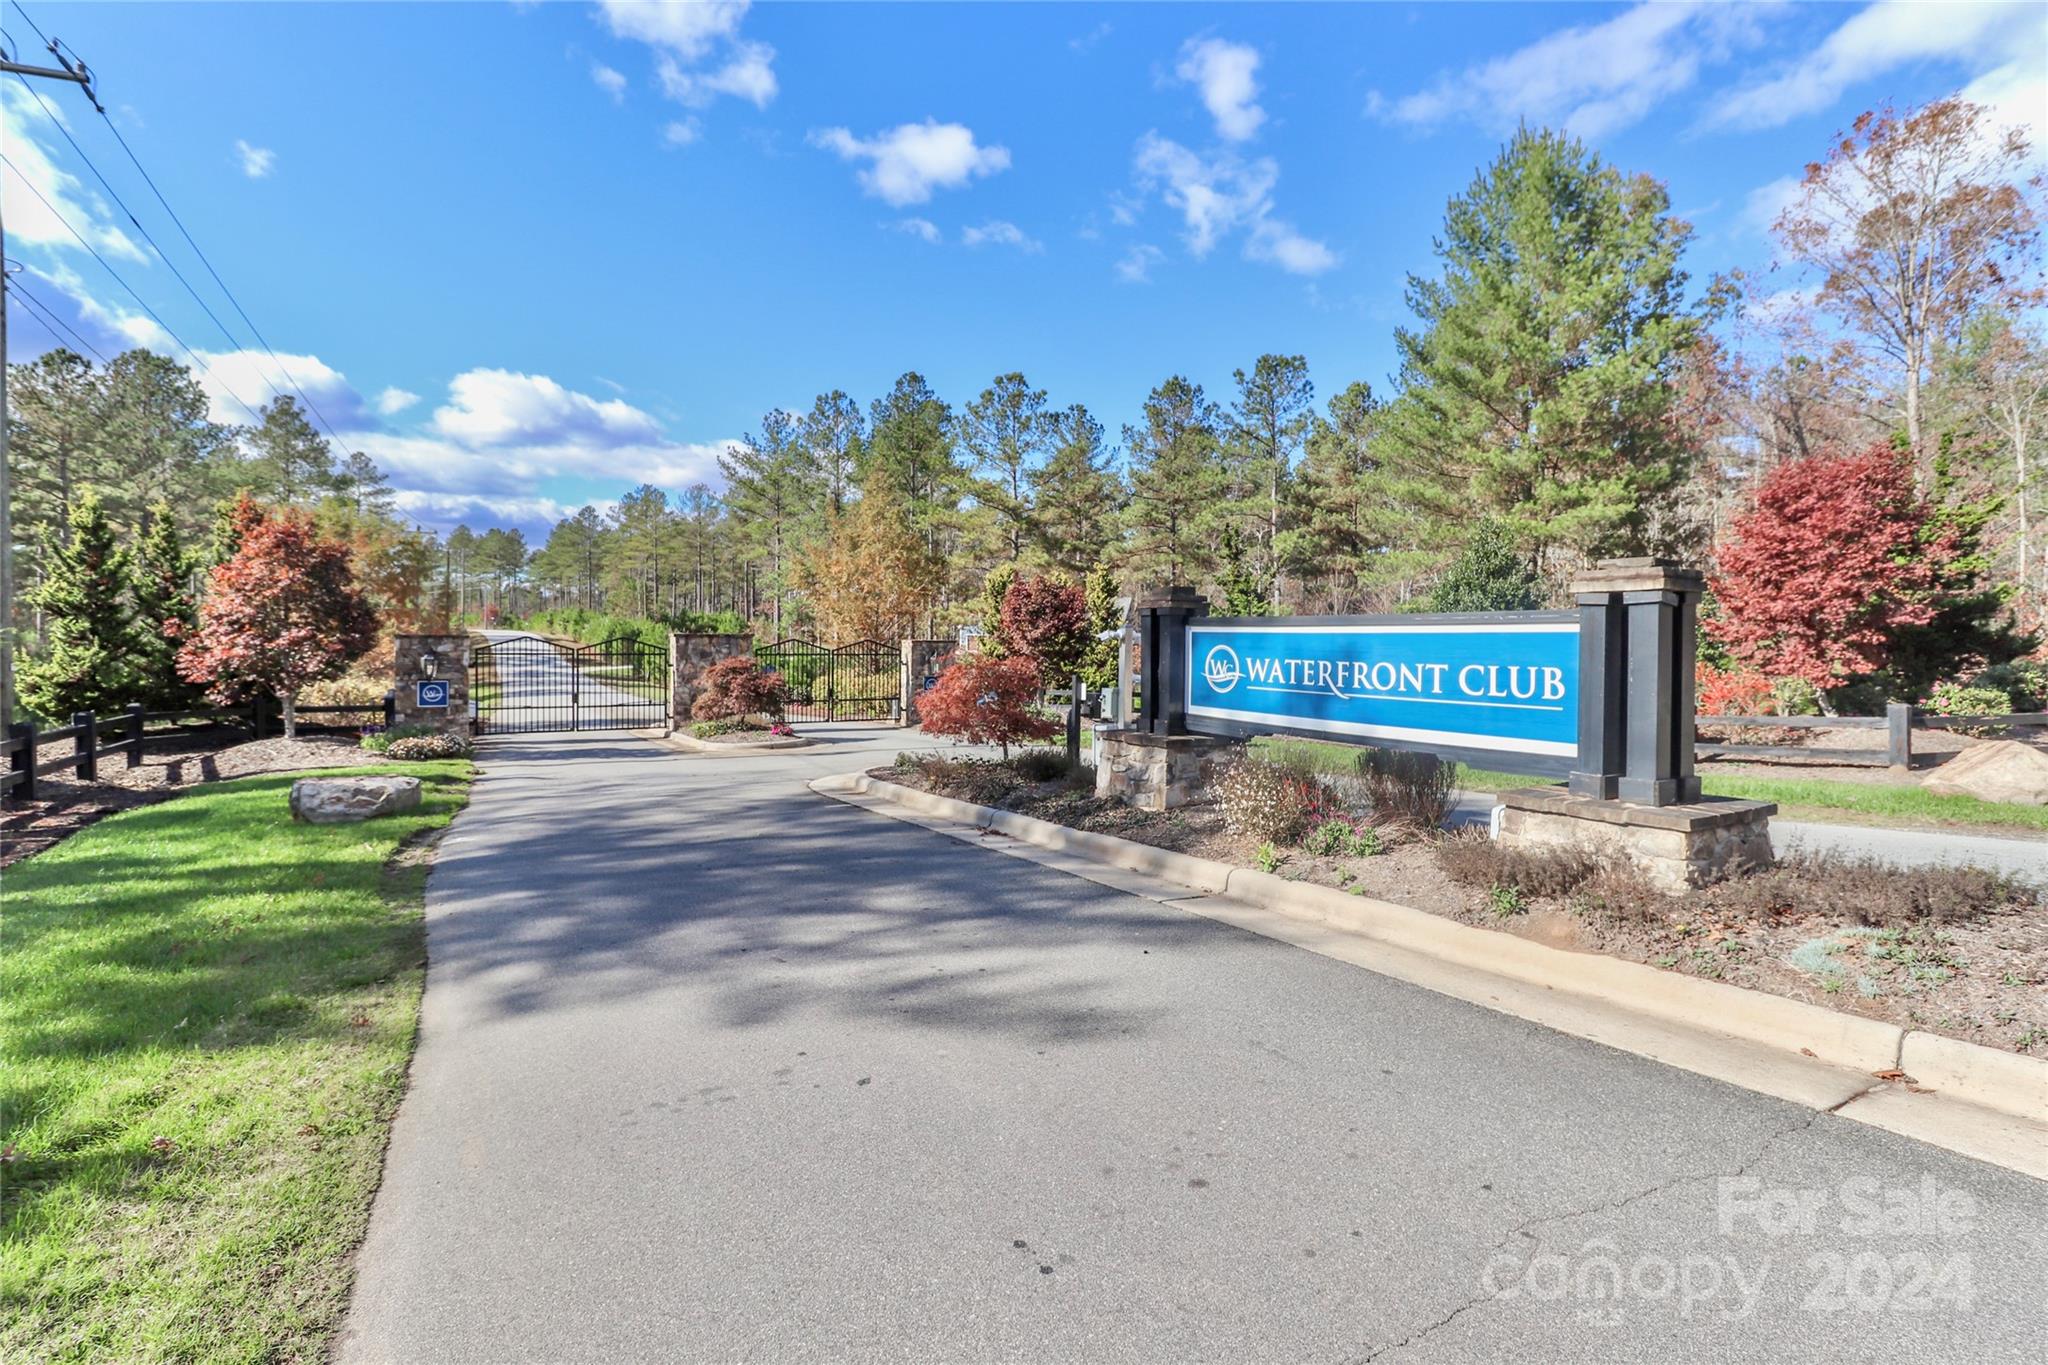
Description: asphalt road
xmin=340 ymin=725 xmax=2048 ymax=1363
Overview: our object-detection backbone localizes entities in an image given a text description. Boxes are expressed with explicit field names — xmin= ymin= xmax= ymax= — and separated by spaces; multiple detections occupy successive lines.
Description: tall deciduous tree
xmin=1377 ymin=127 xmax=1707 ymax=581
xmin=16 ymin=493 xmax=134 ymax=720
xmin=1028 ymin=404 xmax=1122 ymax=577
xmin=794 ymin=478 xmax=946 ymax=645
xmin=1774 ymin=97 xmax=2041 ymax=473
xmin=1124 ymin=376 xmax=1225 ymax=585
xmin=178 ymin=496 xmax=377 ymax=737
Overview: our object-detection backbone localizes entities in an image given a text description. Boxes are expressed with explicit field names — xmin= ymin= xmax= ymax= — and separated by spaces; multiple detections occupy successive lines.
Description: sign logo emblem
xmin=416 ymin=679 xmax=451 ymax=709
xmin=1202 ymin=644 xmax=1243 ymax=695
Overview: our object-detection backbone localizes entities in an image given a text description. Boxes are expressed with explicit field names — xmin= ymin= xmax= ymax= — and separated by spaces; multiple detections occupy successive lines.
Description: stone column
xmin=670 ymin=633 xmax=754 ymax=727
xmin=1094 ymin=728 xmax=1240 ymax=812
xmin=393 ymin=633 xmax=470 ymax=736
xmin=901 ymin=639 xmax=953 ymax=727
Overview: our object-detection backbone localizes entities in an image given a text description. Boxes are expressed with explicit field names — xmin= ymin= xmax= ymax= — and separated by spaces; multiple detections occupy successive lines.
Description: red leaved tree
xmin=178 ymin=495 xmax=378 ymax=737
xmin=917 ymin=655 xmax=1057 ymax=758
xmin=1708 ymin=444 xmax=1954 ymax=706
xmin=691 ymin=656 xmax=792 ymax=722
xmin=997 ymin=574 xmax=1091 ymax=680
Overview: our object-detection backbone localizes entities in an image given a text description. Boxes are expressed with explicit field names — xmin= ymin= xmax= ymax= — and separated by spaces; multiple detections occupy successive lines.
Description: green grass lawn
xmin=1 ymin=761 xmax=473 ymax=1363
xmin=1252 ymin=736 xmax=2048 ymax=835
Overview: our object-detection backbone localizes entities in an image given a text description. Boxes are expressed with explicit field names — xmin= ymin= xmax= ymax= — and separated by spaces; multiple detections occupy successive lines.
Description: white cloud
xmin=659 ymin=40 xmax=777 ymax=109
xmin=591 ymin=63 xmax=628 ymax=102
xmin=1130 ymin=133 xmax=1337 ymax=276
xmin=1248 ymin=219 xmax=1338 ymax=276
xmin=1960 ymin=60 xmax=2048 ymax=165
xmin=809 ymin=120 xmax=1011 ymax=206
xmin=431 ymin=368 xmax=665 ymax=448
xmin=391 ymin=490 xmax=580 ymax=538
xmin=600 ymin=0 xmax=776 ymax=112
xmin=1711 ymin=0 xmax=2040 ymax=131
xmin=1175 ymin=37 xmax=1265 ymax=142
xmin=234 ymin=139 xmax=276 ymax=179
xmin=1132 ymin=133 xmax=1273 ymax=255
xmin=1115 ymin=244 xmax=1165 ymax=284
xmin=376 ymin=386 xmax=423 ymax=417
xmin=1 ymin=85 xmax=150 ymax=264
xmin=597 ymin=0 xmax=748 ymax=60
xmin=962 ymin=220 xmax=1043 ymax=253
xmin=1070 ymin=22 xmax=1112 ymax=54
xmin=663 ymin=118 xmax=702 ymax=147
xmin=1375 ymin=0 xmax=1767 ymax=139
xmin=894 ymin=217 xmax=941 ymax=243
xmin=191 ymin=348 xmax=371 ymax=428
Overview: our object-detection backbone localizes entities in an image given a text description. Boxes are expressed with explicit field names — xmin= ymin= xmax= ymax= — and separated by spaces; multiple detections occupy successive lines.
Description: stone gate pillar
xmin=393 ymin=633 xmax=470 ymax=736
xmin=900 ymin=639 xmax=952 ymax=726
xmin=671 ymin=633 xmax=754 ymax=727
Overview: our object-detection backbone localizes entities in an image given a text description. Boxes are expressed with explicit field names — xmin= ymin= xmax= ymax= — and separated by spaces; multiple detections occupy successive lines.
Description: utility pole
xmin=0 ymin=38 xmax=99 ymax=728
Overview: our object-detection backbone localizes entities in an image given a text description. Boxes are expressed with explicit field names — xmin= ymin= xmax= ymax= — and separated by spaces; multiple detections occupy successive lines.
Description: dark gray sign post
xmin=1567 ymin=557 xmax=1702 ymax=807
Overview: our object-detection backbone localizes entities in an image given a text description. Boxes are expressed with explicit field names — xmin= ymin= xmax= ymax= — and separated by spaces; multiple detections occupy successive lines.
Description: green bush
xmin=1926 ymin=681 xmax=2013 ymax=717
xmin=1969 ymin=660 xmax=2048 ymax=713
xmin=1304 ymin=819 xmax=1384 ymax=858
xmin=691 ymin=718 xmax=752 ymax=738
xmin=1768 ymin=676 xmax=1822 ymax=717
xmin=360 ymin=723 xmax=439 ymax=753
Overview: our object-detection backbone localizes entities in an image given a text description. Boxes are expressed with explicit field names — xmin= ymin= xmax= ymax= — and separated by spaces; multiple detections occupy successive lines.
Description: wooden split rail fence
xmin=3 ymin=696 xmax=397 ymax=802
xmin=1696 ymin=701 xmax=2048 ymax=771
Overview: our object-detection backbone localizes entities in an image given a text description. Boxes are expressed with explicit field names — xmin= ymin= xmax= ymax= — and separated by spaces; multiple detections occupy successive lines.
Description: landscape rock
xmin=1920 ymin=741 xmax=2048 ymax=806
xmin=289 ymin=775 xmax=423 ymax=823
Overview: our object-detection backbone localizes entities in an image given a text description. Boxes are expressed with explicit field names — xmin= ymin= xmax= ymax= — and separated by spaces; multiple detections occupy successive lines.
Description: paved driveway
xmin=340 ymin=726 xmax=2047 ymax=1363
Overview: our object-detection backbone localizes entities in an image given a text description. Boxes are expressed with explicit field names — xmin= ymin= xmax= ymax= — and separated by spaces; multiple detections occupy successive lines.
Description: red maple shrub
xmin=997 ymin=574 xmax=1091 ymax=680
xmin=917 ymin=655 xmax=1058 ymax=758
xmin=691 ymin=656 xmax=792 ymax=722
xmin=177 ymin=496 xmax=378 ymax=738
xmin=1708 ymin=444 xmax=1956 ymax=703
xmin=1694 ymin=662 xmax=1775 ymax=716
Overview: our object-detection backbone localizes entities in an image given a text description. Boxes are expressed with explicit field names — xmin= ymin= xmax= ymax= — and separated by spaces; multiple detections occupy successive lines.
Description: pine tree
xmin=17 ymin=492 xmax=136 ymax=720
xmin=1226 ymin=355 xmax=1314 ymax=595
xmin=1123 ymin=376 xmax=1225 ymax=586
xmin=1028 ymin=404 xmax=1123 ymax=577
xmin=131 ymin=499 xmax=203 ymax=708
xmin=1376 ymin=128 xmax=1706 ymax=581
xmin=962 ymin=372 xmax=1050 ymax=564
xmin=721 ymin=410 xmax=817 ymax=635
xmin=243 ymin=396 xmax=338 ymax=505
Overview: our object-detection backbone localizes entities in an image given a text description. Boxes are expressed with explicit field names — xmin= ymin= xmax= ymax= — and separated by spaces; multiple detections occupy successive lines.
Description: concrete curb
xmin=817 ymin=770 xmax=2048 ymax=1128
xmin=661 ymin=731 xmax=816 ymax=755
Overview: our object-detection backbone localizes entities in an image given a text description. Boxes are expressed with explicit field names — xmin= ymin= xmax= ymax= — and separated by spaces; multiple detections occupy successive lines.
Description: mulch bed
xmin=2 ymin=732 xmax=368 ymax=868
xmin=878 ymin=763 xmax=2048 ymax=1057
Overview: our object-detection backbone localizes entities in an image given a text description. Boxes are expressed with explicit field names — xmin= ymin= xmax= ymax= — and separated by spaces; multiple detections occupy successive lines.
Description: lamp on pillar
xmin=419 ymin=649 xmax=440 ymax=681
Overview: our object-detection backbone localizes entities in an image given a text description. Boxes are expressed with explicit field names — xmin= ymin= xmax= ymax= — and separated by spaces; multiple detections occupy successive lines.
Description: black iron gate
xmin=471 ymin=635 xmax=670 ymax=734
xmin=754 ymin=639 xmax=900 ymax=722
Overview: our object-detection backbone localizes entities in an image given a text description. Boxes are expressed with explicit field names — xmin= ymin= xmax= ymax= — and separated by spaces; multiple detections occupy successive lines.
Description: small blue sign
xmin=416 ymin=679 xmax=451 ymax=709
xmin=1186 ymin=619 xmax=1580 ymax=760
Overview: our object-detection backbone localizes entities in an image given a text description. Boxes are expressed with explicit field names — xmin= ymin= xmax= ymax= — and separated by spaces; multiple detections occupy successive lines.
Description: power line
xmin=0 ymin=149 xmax=264 ymax=415
xmin=8 ymin=66 xmax=253 ymax=363
xmin=4 ymin=272 xmax=110 ymax=362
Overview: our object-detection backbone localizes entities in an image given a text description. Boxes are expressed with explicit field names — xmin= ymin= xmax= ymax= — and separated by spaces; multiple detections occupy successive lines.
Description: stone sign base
xmin=1095 ymin=727 xmax=1240 ymax=811
xmin=1496 ymin=787 xmax=1777 ymax=894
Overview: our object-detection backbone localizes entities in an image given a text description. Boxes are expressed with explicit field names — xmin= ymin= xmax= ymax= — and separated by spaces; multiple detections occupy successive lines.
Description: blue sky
xmin=3 ymin=1 xmax=2042 ymax=540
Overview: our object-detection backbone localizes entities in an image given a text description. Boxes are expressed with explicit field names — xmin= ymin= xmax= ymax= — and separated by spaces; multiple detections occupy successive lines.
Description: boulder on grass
xmin=1920 ymin=741 xmax=2048 ymax=807
xmin=289 ymin=775 xmax=423 ymax=823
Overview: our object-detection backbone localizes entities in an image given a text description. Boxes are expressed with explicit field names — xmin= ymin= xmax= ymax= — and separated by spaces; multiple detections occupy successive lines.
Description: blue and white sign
xmin=415 ymin=679 xmax=451 ymax=709
xmin=1185 ymin=619 xmax=1580 ymax=759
